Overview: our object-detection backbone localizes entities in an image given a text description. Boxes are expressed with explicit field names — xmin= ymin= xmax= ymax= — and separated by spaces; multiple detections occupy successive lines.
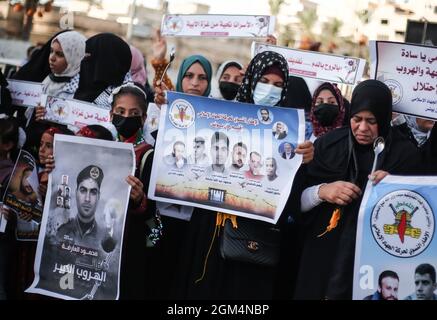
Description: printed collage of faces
xmin=363 ymin=263 xmax=437 ymax=300
xmin=258 ymin=107 xmax=297 ymax=161
xmin=163 ymin=108 xmax=297 ymax=182
xmin=56 ymin=174 xmax=71 ymax=209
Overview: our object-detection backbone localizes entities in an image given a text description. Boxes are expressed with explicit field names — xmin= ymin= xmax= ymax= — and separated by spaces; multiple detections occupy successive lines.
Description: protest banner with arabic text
xmin=353 ymin=175 xmax=437 ymax=300
xmin=161 ymin=14 xmax=275 ymax=38
xmin=148 ymin=92 xmax=305 ymax=224
xmin=7 ymin=79 xmax=42 ymax=107
xmin=252 ymin=42 xmax=366 ymax=85
xmin=370 ymin=41 xmax=437 ymax=120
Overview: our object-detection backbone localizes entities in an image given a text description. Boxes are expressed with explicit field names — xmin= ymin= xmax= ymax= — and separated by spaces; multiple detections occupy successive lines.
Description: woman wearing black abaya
xmin=145 ymin=54 xmax=213 ymax=300
xmin=73 ymin=33 xmax=132 ymax=110
xmin=291 ymin=80 xmax=421 ymax=300
xmin=175 ymin=51 xmax=313 ymax=300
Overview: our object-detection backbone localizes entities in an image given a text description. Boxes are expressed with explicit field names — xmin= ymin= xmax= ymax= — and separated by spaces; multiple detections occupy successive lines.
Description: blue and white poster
xmin=353 ymin=175 xmax=437 ymax=300
xmin=148 ymin=92 xmax=305 ymax=224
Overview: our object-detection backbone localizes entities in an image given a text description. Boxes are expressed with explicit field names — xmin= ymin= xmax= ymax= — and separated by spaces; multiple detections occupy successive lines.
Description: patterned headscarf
xmin=404 ymin=116 xmax=431 ymax=147
xmin=235 ymin=51 xmax=288 ymax=106
xmin=176 ymin=55 xmax=212 ymax=96
xmin=309 ymin=82 xmax=345 ymax=137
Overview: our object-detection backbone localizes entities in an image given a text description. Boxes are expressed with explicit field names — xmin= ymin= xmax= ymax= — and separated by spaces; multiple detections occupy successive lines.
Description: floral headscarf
xmin=235 ymin=51 xmax=288 ymax=106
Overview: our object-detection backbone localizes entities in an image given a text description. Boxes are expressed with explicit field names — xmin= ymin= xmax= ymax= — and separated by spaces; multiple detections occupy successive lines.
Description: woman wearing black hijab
xmin=290 ymin=80 xmax=421 ymax=300
xmin=74 ymin=33 xmax=132 ymax=109
xmin=173 ymin=51 xmax=313 ymax=300
xmin=283 ymin=75 xmax=312 ymax=112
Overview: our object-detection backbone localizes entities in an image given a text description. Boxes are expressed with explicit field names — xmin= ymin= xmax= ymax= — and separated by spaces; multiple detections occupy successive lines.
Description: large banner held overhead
xmin=148 ymin=92 xmax=305 ymax=224
xmin=161 ymin=14 xmax=275 ymax=38
xmin=3 ymin=150 xmax=43 ymax=241
xmin=7 ymin=79 xmax=43 ymax=107
xmin=252 ymin=42 xmax=366 ymax=85
xmin=41 ymin=95 xmax=110 ymax=128
xmin=370 ymin=41 xmax=437 ymax=120
xmin=353 ymin=175 xmax=437 ymax=300
xmin=27 ymin=135 xmax=135 ymax=300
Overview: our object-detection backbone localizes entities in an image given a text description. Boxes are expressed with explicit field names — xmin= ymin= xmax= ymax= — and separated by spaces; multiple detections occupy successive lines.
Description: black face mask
xmin=219 ymin=81 xmax=240 ymax=100
xmin=112 ymin=114 xmax=143 ymax=138
xmin=314 ymin=103 xmax=339 ymax=126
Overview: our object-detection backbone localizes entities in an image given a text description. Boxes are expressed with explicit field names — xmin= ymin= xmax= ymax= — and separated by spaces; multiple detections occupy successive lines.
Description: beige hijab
xmin=42 ymin=31 xmax=86 ymax=96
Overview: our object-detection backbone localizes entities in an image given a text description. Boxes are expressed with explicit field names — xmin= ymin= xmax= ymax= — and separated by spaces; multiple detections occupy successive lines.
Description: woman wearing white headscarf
xmin=210 ymin=60 xmax=243 ymax=101
xmin=41 ymin=30 xmax=86 ymax=98
xmin=392 ymin=114 xmax=435 ymax=148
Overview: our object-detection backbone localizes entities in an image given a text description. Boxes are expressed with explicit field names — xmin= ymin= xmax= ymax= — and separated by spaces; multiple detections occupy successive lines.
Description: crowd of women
xmin=0 ymin=27 xmax=436 ymax=300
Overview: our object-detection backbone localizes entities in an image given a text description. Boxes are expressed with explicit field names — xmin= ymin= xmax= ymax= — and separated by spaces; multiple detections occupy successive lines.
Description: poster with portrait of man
xmin=148 ymin=92 xmax=305 ymax=224
xmin=3 ymin=149 xmax=43 ymax=240
xmin=353 ymin=175 xmax=437 ymax=300
xmin=27 ymin=135 xmax=134 ymax=300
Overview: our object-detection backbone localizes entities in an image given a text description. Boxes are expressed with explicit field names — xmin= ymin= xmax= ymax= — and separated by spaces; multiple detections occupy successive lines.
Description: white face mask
xmin=253 ymin=82 xmax=283 ymax=106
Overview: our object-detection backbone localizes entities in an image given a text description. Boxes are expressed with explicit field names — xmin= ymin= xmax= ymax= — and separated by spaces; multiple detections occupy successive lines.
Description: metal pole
xmin=126 ymin=0 xmax=137 ymax=43
xmin=421 ymin=19 xmax=428 ymax=44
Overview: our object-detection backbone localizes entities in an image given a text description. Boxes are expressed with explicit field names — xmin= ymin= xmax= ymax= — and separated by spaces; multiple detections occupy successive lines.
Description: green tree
xmin=268 ymin=0 xmax=286 ymax=16
xmin=355 ymin=9 xmax=373 ymax=25
xmin=297 ymin=7 xmax=317 ymax=39
xmin=279 ymin=24 xmax=295 ymax=47
xmin=322 ymin=17 xmax=343 ymax=52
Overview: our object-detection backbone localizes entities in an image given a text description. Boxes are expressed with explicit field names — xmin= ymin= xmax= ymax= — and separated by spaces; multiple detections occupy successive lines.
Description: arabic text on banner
xmin=42 ymin=95 xmax=110 ymax=128
xmin=148 ymin=92 xmax=305 ymax=224
xmin=161 ymin=14 xmax=275 ymax=38
xmin=252 ymin=42 xmax=366 ymax=85
xmin=7 ymin=79 xmax=43 ymax=108
xmin=370 ymin=41 xmax=437 ymax=120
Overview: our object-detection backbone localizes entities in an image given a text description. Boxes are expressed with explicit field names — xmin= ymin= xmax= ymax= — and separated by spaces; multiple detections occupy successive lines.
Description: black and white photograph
xmin=26 ymin=135 xmax=134 ymax=300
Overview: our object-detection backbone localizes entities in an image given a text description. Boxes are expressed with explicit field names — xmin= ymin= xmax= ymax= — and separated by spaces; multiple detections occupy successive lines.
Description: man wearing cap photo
xmin=57 ymin=165 xmax=113 ymax=250
xmin=188 ymin=136 xmax=209 ymax=166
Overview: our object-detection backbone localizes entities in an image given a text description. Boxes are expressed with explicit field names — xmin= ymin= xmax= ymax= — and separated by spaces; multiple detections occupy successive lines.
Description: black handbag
xmin=219 ymin=216 xmax=280 ymax=267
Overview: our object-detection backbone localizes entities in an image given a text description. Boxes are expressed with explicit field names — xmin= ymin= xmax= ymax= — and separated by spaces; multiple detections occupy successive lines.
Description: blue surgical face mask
xmin=253 ymin=82 xmax=283 ymax=106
